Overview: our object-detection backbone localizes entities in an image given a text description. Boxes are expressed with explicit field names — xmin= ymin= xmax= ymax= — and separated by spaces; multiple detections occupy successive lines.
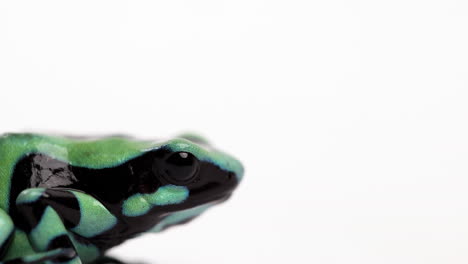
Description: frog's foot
xmin=14 ymin=188 xmax=97 ymax=264
xmin=14 ymin=187 xmax=120 ymax=264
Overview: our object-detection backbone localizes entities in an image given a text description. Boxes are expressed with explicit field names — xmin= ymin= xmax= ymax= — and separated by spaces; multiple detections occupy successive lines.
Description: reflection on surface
xmin=91 ymin=256 xmax=149 ymax=264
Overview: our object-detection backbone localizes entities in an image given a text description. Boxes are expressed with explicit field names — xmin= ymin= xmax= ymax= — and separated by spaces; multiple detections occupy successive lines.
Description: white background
xmin=1 ymin=1 xmax=468 ymax=263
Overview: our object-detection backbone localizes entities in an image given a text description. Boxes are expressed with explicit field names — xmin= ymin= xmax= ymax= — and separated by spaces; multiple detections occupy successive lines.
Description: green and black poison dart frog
xmin=0 ymin=133 xmax=243 ymax=264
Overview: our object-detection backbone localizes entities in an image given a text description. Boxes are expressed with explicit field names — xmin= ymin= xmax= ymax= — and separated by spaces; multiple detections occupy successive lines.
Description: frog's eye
xmin=163 ymin=152 xmax=199 ymax=183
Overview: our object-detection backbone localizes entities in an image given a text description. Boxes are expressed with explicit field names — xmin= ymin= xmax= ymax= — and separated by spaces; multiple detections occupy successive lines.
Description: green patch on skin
xmin=2 ymin=230 xmax=36 ymax=261
xmin=70 ymin=234 xmax=100 ymax=263
xmin=122 ymin=185 xmax=189 ymax=217
xmin=0 ymin=133 xmax=243 ymax=210
xmin=20 ymin=248 xmax=63 ymax=263
xmin=16 ymin=188 xmax=46 ymax=204
xmin=70 ymin=191 xmax=117 ymax=238
xmin=122 ymin=195 xmax=151 ymax=216
xmin=150 ymin=203 xmax=212 ymax=232
xmin=0 ymin=209 xmax=13 ymax=248
xmin=30 ymin=206 xmax=68 ymax=251
xmin=146 ymin=185 xmax=189 ymax=205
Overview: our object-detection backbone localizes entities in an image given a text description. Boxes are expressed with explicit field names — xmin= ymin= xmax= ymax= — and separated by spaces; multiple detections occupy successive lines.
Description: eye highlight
xmin=163 ymin=152 xmax=199 ymax=184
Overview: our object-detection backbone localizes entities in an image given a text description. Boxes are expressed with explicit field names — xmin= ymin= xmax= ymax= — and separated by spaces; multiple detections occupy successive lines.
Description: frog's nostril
xmin=227 ymin=172 xmax=234 ymax=181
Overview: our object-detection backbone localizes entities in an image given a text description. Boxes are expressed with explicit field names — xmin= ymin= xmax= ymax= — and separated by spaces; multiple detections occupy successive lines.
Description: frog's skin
xmin=0 ymin=133 xmax=243 ymax=264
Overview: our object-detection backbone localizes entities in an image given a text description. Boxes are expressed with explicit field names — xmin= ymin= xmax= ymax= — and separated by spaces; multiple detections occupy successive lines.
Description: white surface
xmin=1 ymin=1 xmax=468 ymax=263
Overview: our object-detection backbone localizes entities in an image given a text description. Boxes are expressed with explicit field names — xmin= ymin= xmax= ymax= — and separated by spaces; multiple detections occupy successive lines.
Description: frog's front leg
xmin=15 ymin=188 xmax=118 ymax=264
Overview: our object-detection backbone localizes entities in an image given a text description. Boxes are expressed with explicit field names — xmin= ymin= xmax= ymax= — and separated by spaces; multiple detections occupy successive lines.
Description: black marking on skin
xmin=47 ymin=235 xmax=74 ymax=251
xmin=45 ymin=189 xmax=81 ymax=228
xmin=14 ymin=201 xmax=47 ymax=233
xmin=9 ymin=148 xmax=239 ymax=252
xmin=47 ymin=235 xmax=77 ymax=262
xmin=0 ymin=229 xmax=14 ymax=259
xmin=4 ymin=258 xmax=24 ymax=264
xmin=157 ymin=216 xmax=197 ymax=233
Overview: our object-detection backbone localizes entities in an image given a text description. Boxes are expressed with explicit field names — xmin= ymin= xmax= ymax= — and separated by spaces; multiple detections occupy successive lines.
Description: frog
xmin=0 ymin=133 xmax=243 ymax=264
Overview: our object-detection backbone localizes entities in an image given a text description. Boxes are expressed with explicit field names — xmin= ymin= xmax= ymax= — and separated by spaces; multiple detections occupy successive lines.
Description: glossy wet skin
xmin=153 ymin=149 xmax=238 ymax=204
xmin=9 ymin=139 xmax=243 ymax=245
xmin=0 ymin=134 xmax=243 ymax=264
xmin=111 ymin=148 xmax=240 ymax=235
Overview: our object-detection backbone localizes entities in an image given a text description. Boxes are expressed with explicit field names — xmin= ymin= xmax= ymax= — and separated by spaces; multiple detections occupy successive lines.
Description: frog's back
xmin=0 ymin=133 xmax=159 ymax=211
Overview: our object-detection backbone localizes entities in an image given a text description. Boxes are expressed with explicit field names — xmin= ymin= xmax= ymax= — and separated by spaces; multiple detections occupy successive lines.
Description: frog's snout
xmin=183 ymin=163 xmax=239 ymax=207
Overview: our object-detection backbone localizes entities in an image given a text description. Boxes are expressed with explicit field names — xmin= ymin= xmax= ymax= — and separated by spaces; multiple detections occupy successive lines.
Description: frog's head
xmin=121 ymin=134 xmax=243 ymax=232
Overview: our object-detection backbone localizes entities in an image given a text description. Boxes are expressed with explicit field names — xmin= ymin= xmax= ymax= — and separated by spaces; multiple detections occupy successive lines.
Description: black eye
xmin=163 ymin=152 xmax=199 ymax=183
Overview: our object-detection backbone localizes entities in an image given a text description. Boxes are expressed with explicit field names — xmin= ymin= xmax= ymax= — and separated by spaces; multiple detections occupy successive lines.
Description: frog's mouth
xmin=183 ymin=168 xmax=238 ymax=206
xmin=188 ymin=192 xmax=232 ymax=207
xmin=150 ymin=198 xmax=227 ymax=232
